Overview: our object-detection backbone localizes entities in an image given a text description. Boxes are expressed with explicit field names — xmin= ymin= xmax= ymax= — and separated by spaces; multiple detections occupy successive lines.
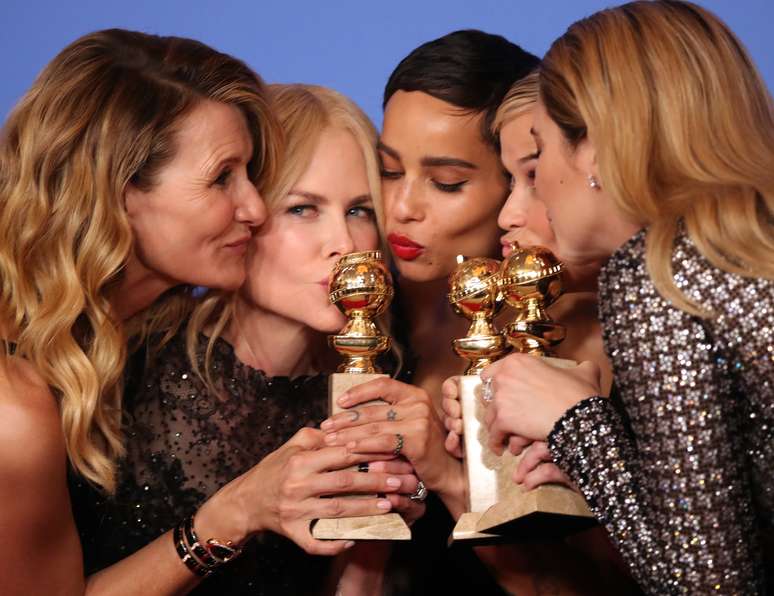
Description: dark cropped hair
xmin=383 ymin=29 xmax=539 ymax=148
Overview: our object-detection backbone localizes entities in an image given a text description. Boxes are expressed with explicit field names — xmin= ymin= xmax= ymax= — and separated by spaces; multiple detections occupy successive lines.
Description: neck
xmin=111 ymin=251 xmax=177 ymax=321
xmin=225 ymin=297 xmax=322 ymax=378
xmin=397 ymin=275 xmax=470 ymax=351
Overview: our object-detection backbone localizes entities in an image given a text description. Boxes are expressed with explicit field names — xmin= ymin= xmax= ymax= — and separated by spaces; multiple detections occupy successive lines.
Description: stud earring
xmin=587 ymin=175 xmax=600 ymax=190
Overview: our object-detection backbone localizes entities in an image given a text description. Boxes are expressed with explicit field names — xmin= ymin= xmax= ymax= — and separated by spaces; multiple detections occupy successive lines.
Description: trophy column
xmin=311 ymin=251 xmax=411 ymax=540
xmin=472 ymin=246 xmax=594 ymax=537
xmin=446 ymin=256 xmax=513 ymax=542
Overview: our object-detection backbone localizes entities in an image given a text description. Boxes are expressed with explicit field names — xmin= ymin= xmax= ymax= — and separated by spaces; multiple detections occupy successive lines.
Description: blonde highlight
xmin=540 ymin=0 xmax=774 ymax=314
xmin=0 ymin=29 xmax=281 ymax=492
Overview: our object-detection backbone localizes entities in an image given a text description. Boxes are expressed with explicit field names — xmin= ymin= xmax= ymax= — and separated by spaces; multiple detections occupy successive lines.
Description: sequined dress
xmin=70 ymin=331 xmax=332 ymax=595
xmin=548 ymin=230 xmax=773 ymax=594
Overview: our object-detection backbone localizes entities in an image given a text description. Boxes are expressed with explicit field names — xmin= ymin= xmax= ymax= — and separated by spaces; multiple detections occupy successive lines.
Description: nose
xmin=386 ymin=178 xmax=424 ymax=224
xmin=235 ymin=181 xmax=267 ymax=229
xmin=497 ymin=186 xmax=528 ymax=232
xmin=325 ymin=215 xmax=356 ymax=259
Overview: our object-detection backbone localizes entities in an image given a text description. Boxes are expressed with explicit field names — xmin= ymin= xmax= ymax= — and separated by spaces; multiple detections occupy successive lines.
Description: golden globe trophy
xmin=312 ymin=250 xmax=411 ymax=540
xmin=447 ymin=255 xmax=515 ymax=542
xmin=471 ymin=246 xmax=594 ymax=538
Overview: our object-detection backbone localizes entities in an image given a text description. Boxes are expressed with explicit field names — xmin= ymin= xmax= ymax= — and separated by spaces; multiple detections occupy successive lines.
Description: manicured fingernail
xmin=344 ymin=541 xmax=356 ymax=549
xmin=377 ymin=499 xmax=392 ymax=510
xmin=324 ymin=433 xmax=337 ymax=443
xmin=320 ymin=419 xmax=334 ymax=431
xmin=386 ymin=477 xmax=401 ymax=488
xmin=337 ymin=392 xmax=350 ymax=406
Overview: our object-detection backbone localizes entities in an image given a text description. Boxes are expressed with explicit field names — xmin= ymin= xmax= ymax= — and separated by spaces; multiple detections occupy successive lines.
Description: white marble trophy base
xmin=451 ymin=358 xmax=594 ymax=544
xmin=312 ymin=373 xmax=411 ymax=541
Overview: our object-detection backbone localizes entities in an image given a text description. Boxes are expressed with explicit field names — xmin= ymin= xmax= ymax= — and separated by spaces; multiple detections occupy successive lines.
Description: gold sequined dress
xmin=549 ymin=230 xmax=773 ymax=594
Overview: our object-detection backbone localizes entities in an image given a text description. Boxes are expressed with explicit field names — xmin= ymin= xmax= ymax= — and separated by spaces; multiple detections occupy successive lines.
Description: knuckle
xmin=415 ymin=401 xmax=431 ymax=418
xmin=286 ymin=453 xmax=305 ymax=471
xmin=332 ymin=471 xmax=354 ymax=490
xmin=325 ymin=498 xmax=345 ymax=517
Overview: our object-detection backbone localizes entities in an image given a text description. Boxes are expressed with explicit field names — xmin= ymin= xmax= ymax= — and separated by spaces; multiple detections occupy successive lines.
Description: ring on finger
xmin=393 ymin=433 xmax=404 ymax=456
xmin=481 ymin=378 xmax=493 ymax=402
xmin=386 ymin=408 xmax=398 ymax=422
xmin=357 ymin=462 xmax=369 ymax=473
xmin=410 ymin=480 xmax=428 ymax=502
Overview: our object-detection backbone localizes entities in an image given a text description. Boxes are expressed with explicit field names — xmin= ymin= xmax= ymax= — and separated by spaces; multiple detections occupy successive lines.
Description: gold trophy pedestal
xmin=311 ymin=373 xmax=410 ymax=540
xmin=311 ymin=251 xmax=410 ymax=541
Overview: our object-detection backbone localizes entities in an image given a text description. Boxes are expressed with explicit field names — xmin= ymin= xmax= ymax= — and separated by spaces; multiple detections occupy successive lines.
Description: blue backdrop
xmin=1 ymin=0 xmax=772 ymax=127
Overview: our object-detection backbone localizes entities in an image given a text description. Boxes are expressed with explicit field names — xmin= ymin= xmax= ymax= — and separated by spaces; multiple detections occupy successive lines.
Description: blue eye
xmin=348 ymin=206 xmax=375 ymax=219
xmin=287 ymin=204 xmax=317 ymax=217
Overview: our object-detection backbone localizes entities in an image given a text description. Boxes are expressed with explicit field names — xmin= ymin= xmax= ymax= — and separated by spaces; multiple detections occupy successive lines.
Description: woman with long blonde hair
xmin=83 ymin=83 xmax=422 ymax=595
xmin=0 ymin=28 xmax=288 ymax=593
xmin=482 ymin=1 xmax=774 ymax=593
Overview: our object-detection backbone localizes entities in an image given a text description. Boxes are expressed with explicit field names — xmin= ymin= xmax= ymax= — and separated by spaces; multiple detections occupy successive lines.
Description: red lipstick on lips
xmin=388 ymin=232 xmax=424 ymax=261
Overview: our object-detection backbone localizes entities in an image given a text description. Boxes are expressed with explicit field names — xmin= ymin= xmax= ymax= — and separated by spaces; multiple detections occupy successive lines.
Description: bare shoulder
xmin=0 ymin=354 xmax=65 ymax=472
xmin=0 ymin=355 xmax=83 ymax=594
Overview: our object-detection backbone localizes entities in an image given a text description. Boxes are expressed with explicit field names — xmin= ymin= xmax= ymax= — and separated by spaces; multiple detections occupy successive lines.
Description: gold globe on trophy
xmin=328 ymin=250 xmax=394 ymax=374
xmin=448 ymin=255 xmax=508 ymax=374
xmin=313 ymin=250 xmax=410 ymax=541
xmin=499 ymin=246 xmax=566 ymax=356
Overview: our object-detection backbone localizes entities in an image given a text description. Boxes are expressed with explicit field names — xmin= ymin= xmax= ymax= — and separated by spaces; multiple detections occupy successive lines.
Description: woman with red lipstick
xmin=321 ymin=30 xmax=542 ymax=596
xmin=74 ymin=84 xmax=423 ymax=595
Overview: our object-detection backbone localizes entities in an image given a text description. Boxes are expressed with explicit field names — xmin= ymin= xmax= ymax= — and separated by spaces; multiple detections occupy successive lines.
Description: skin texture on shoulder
xmin=0 ymin=355 xmax=84 ymax=595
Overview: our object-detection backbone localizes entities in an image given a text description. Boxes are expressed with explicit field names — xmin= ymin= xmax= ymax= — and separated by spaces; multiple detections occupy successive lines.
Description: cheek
xmin=352 ymin=224 xmax=379 ymax=252
xmin=439 ymin=189 xmax=502 ymax=242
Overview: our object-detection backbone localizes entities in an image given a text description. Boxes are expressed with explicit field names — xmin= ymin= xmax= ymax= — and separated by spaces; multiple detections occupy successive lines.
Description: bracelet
xmin=186 ymin=516 xmax=243 ymax=564
xmin=172 ymin=516 xmax=244 ymax=578
xmin=173 ymin=522 xmax=211 ymax=577
xmin=182 ymin=517 xmax=219 ymax=568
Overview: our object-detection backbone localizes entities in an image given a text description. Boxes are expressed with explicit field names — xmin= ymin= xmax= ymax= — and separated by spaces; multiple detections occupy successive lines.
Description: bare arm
xmin=0 ymin=359 xmax=413 ymax=595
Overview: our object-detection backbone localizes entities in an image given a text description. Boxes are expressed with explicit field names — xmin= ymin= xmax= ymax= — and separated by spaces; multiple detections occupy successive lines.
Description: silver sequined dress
xmin=548 ymin=230 xmax=773 ymax=595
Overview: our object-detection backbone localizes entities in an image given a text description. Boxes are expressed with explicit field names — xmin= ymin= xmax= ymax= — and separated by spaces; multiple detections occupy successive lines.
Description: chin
xmin=306 ymin=310 xmax=348 ymax=334
xmin=393 ymin=259 xmax=450 ymax=284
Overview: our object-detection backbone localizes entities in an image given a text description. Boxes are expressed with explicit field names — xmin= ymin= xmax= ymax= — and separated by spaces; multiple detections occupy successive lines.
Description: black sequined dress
xmin=70 ymin=331 xmax=332 ymax=595
xmin=548 ymin=230 xmax=774 ymax=594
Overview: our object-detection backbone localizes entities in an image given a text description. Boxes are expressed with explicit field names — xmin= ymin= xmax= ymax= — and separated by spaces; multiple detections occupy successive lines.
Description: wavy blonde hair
xmin=186 ymin=84 xmax=387 ymax=389
xmin=492 ymin=70 xmax=540 ymax=135
xmin=0 ymin=29 xmax=280 ymax=492
xmin=540 ymin=0 xmax=774 ymax=313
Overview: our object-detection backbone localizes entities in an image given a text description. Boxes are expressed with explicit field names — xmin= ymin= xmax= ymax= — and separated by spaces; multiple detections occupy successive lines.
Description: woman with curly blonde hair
xmin=0 ymin=28 xmax=287 ymax=593
xmin=482 ymin=1 xmax=774 ymax=593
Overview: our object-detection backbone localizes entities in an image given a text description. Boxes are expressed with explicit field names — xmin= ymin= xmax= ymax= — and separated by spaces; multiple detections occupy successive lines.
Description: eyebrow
xmin=287 ymin=190 xmax=372 ymax=206
xmin=377 ymin=141 xmax=477 ymax=170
